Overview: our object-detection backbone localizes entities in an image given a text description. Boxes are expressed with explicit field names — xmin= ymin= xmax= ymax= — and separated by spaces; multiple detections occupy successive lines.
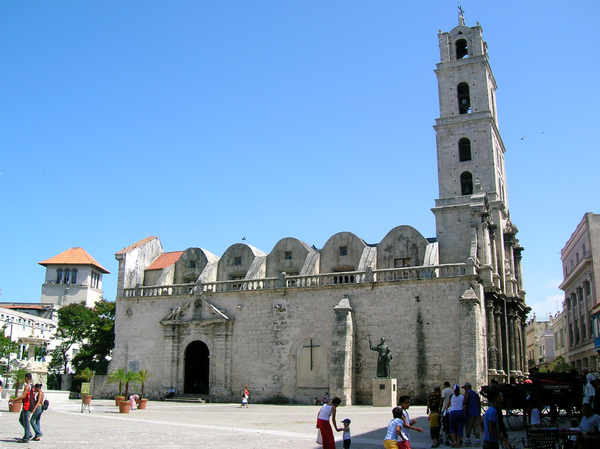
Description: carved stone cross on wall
xmin=303 ymin=339 xmax=320 ymax=371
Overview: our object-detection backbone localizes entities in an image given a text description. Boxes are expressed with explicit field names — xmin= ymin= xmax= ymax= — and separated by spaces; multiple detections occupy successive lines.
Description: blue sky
xmin=1 ymin=1 xmax=598 ymax=320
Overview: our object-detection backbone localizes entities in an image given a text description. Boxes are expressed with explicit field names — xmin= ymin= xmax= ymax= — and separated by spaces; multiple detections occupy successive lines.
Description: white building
xmin=39 ymin=247 xmax=110 ymax=308
xmin=1 ymin=247 xmax=110 ymax=387
xmin=0 ymin=305 xmax=57 ymax=386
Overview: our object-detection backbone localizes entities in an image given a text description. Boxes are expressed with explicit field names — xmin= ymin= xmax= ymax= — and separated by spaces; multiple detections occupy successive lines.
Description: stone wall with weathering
xmin=110 ymin=272 xmax=485 ymax=405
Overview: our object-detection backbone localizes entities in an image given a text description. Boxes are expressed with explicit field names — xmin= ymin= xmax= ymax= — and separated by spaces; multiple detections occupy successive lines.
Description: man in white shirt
xmin=441 ymin=382 xmax=454 ymax=413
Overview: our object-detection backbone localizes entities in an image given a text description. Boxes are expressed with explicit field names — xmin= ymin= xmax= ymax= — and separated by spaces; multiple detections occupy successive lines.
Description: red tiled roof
xmin=145 ymin=251 xmax=183 ymax=271
xmin=115 ymin=236 xmax=158 ymax=255
xmin=0 ymin=303 xmax=55 ymax=310
xmin=39 ymin=247 xmax=110 ymax=273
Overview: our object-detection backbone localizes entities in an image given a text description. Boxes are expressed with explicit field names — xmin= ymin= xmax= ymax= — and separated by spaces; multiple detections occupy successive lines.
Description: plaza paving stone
xmin=0 ymin=392 xmax=528 ymax=448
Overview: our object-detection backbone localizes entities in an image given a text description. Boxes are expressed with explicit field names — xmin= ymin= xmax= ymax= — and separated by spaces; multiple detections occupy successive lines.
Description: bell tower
xmin=432 ymin=12 xmax=509 ymax=265
xmin=432 ymin=13 xmax=529 ymax=381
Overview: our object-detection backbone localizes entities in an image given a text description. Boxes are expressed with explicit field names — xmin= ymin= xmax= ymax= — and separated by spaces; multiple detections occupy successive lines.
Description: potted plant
xmin=75 ymin=367 xmax=95 ymax=405
xmin=117 ymin=369 xmax=140 ymax=414
xmin=107 ymin=368 xmax=126 ymax=405
xmin=136 ymin=368 xmax=153 ymax=410
xmin=8 ymin=368 xmax=27 ymax=413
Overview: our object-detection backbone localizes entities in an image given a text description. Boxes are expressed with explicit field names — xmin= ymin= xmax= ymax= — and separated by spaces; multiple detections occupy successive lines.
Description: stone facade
xmin=108 ymin=15 xmax=529 ymax=404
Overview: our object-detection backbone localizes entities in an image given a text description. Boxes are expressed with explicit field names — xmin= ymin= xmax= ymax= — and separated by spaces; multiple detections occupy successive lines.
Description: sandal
xmin=33 ymin=436 xmax=42 ymax=441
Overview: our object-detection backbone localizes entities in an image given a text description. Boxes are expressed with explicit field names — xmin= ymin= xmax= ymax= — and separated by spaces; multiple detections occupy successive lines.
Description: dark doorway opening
xmin=184 ymin=340 xmax=209 ymax=394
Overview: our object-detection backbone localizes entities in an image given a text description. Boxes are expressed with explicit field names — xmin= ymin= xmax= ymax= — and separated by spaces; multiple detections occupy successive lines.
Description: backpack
xmin=42 ymin=399 xmax=49 ymax=410
xmin=25 ymin=385 xmax=36 ymax=411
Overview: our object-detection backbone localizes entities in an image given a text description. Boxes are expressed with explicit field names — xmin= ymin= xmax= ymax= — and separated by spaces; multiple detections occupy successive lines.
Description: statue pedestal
xmin=372 ymin=378 xmax=397 ymax=407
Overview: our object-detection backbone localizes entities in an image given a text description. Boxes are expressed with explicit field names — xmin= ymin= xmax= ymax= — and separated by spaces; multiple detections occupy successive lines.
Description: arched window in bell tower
xmin=458 ymin=138 xmax=472 ymax=161
xmin=457 ymin=83 xmax=471 ymax=114
xmin=455 ymin=39 xmax=468 ymax=59
xmin=56 ymin=269 xmax=63 ymax=284
xmin=460 ymin=172 xmax=473 ymax=195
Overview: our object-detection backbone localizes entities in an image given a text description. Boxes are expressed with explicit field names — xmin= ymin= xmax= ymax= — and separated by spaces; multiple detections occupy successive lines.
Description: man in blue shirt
xmin=463 ymin=382 xmax=481 ymax=446
xmin=477 ymin=390 xmax=511 ymax=449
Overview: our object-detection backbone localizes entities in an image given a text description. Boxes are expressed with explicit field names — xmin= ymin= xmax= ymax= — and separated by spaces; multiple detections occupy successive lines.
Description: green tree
xmin=72 ymin=299 xmax=115 ymax=374
xmin=0 ymin=325 xmax=19 ymax=375
xmin=47 ymin=345 xmax=69 ymax=390
xmin=552 ymin=356 xmax=572 ymax=373
xmin=53 ymin=299 xmax=116 ymax=376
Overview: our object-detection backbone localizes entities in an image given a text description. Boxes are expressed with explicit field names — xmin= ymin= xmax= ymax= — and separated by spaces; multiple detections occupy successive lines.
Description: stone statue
xmin=369 ymin=336 xmax=392 ymax=378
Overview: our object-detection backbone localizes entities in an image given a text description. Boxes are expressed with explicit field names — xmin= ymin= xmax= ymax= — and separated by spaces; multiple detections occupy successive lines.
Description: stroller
xmin=439 ymin=411 xmax=452 ymax=446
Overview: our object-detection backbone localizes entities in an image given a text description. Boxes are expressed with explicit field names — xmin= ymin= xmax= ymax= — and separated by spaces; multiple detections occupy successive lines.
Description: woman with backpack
xmin=30 ymin=383 xmax=45 ymax=441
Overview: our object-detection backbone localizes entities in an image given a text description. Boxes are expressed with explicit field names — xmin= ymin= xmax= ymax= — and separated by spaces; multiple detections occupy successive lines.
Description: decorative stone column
xmin=514 ymin=245 xmax=524 ymax=292
xmin=331 ymin=294 xmax=354 ymax=405
xmin=521 ymin=316 xmax=529 ymax=376
xmin=494 ymin=306 xmax=505 ymax=376
xmin=459 ymin=286 xmax=485 ymax=387
xmin=508 ymin=308 xmax=518 ymax=376
xmin=486 ymin=299 xmax=497 ymax=374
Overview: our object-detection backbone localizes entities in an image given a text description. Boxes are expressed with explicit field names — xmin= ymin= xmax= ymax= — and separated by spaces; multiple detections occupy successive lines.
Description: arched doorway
xmin=184 ymin=340 xmax=209 ymax=394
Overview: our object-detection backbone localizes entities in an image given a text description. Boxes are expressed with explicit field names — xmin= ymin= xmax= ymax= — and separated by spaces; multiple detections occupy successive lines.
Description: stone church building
xmin=109 ymin=15 xmax=529 ymax=404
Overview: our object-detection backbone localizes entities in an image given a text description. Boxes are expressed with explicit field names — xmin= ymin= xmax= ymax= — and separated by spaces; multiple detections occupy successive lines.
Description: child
xmin=383 ymin=407 xmax=404 ymax=449
xmin=429 ymin=404 xmax=441 ymax=448
xmin=399 ymin=395 xmax=424 ymax=449
xmin=341 ymin=418 xmax=351 ymax=449
xmin=530 ymin=400 xmax=541 ymax=427
xmin=565 ymin=417 xmax=580 ymax=449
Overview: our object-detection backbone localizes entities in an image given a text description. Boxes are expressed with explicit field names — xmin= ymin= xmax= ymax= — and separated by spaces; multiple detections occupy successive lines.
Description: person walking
xmin=445 ymin=384 xmax=466 ymax=448
xmin=384 ymin=407 xmax=405 ymax=449
xmin=399 ymin=395 xmax=424 ymax=449
xmin=477 ymin=390 xmax=511 ymax=449
xmin=462 ymin=382 xmax=481 ymax=446
xmin=9 ymin=372 xmax=34 ymax=443
xmin=316 ymin=396 xmax=342 ymax=449
xmin=242 ymin=385 xmax=249 ymax=408
xmin=340 ymin=418 xmax=352 ymax=449
xmin=427 ymin=386 xmax=442 ymax=415
xmin=30 ymin=383 xmax=45 ymax=441
xmin=429 ymin=404 xmax=441 ymax=448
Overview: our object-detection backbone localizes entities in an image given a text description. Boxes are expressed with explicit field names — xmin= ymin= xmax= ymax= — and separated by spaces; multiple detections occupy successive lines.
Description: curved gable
xmin=266 ymin=237 xmax=315 ymax=278
xmin=319 ymin=232 xmax=367 ymax=274
xmin=217 ymin=243 xmax=267 ymax=281
xmin=174 ymin=247 xmax=219 ymax=284
xmin=377 ymin=225 xmax=429 ymax=269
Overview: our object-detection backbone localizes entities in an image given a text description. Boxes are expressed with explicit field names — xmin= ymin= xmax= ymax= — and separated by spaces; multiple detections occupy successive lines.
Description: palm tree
xmin=122 ymin=370 xmax=140 ymax=400
xmin=75 ymin=367 xmax=95 ymax=382
xmin=107 ymin=367 xmax=126 ymax=396
xmin=10 ymin=367 xmax=28 ymax=397
xmin=137 ymin=369 xmax=154 ymax=399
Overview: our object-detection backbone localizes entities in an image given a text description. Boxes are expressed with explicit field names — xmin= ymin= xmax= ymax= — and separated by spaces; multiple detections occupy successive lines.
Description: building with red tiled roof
xmin=39 ymin=247 xmax=110 ymax=273
xmin=39 ymin=247 xmax=110 ymax=308
xmin=143 ymin=251 xmax=184 ymax=286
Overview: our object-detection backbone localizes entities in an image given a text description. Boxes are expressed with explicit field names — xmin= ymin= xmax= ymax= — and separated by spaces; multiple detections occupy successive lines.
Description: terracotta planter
xmin=136 ymin=398 xmax=148 ymax=410
xmin=114 ymin=395 xmax=125 ymax=406
xmin=8 ymin=401 xmax=21 ymax=413
xmin=82 ymin=394 xmax=92 ymax=405
xmin=118 ymin=400 xmax=131 ymax=414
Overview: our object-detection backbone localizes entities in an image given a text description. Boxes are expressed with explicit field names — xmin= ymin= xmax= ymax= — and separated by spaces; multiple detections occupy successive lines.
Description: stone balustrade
xmin=122 ymin=263 xmax=469 ymax=298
